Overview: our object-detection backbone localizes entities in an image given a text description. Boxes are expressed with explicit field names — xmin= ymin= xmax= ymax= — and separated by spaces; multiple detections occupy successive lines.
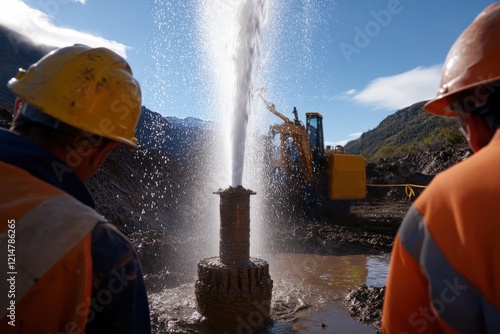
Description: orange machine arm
xmin=257 ymin=88 xmax=293 ymax=124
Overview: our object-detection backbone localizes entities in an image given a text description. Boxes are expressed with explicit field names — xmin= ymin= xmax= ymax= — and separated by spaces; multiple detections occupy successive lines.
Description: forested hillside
xmin=344 ymin=101 xmax=467 ymax=158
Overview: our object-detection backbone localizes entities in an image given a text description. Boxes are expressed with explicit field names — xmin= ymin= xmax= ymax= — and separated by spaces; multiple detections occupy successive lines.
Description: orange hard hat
xmin=424 ymin=3 xmax=500 ymax=116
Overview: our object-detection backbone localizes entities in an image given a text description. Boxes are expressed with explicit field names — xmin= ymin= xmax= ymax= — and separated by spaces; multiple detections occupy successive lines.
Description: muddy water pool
xmin=149 ymin=253 xmax=389 ymax=333
xmin=268 ymin=253 xmax=388 ymax=333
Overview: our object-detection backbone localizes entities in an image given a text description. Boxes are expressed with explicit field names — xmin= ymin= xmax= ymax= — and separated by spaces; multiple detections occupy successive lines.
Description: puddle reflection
xmin=366 ymin=254 xmax=389 ymax=287
xmin=269 ymin=253 xmax=389 ymax=294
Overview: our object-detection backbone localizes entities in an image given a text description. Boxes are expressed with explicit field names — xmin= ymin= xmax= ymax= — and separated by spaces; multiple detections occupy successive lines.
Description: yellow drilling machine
xmin=258 ymin=89 xmax=366 ymax=214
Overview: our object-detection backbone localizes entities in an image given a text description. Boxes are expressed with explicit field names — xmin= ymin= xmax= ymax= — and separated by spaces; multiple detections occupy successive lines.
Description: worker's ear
xmin=65 ymin=133 xmax=117 ymax=181
xmin=14 ymin=98 xmax=23 ymax=117
xmin=461 ymin=113 xmax=493 ymax=151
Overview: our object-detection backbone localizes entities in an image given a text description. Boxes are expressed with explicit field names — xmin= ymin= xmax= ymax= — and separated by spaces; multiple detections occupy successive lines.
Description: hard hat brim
xmin=424 ymin=75 xmax=500 ymax=117
xmin=423 ymin=95 xmax=457 ymax=117
xmin=107 ymin=134 xmax=138 ymax=147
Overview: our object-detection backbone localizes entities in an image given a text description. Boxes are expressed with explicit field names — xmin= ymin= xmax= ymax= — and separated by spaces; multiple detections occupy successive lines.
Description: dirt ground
xmin=121 ymin=190 xmax=410 ymax=333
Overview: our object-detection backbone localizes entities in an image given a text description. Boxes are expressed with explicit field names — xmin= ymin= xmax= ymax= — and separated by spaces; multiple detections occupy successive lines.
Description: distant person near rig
xmin=382 ymin=3 xmax=500 ymax=333
xmin=0 ymin=44 xmax=151 ymax=333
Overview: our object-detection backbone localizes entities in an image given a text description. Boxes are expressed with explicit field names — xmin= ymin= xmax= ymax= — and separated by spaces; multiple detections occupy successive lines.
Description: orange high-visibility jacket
xmin=382 ymin=131 xmax=500 ymax=333
xmin=0 ymin=161 xmax=100 ymax=333
xmin=0 ymin=129 xmax=150 ymax=333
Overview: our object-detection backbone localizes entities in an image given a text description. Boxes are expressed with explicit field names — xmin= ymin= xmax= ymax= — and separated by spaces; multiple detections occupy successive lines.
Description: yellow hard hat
xmin=424 ymin=3 xmax=500 ymax=117
xmin=8 ymin=44 xmax=142 ymax=147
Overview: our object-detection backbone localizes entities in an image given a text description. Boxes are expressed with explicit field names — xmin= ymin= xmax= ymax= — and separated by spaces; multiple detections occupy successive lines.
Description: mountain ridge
xmin=344 ymin=101 xmax=467 ymax=158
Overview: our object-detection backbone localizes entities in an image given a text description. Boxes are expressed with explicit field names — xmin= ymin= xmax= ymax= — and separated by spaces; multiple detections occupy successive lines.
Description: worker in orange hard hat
xmin=382 ymin=3 xmax=500 ymax=333
xmin=0 ymin=44 xmax=151 ymax=333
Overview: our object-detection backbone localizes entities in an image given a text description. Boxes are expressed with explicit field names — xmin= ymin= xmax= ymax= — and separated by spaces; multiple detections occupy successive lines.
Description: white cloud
xmin=352 ymin=65 xmax=442 ymax=110
xmin=345 ymin=89 xmax=356 ymax=96
xmin=0 ymin=0 xmax=127 ymax=57
xmin=334 ymin=88 xmax=357 ymax=101
xmin=325 ymin=132 xmax=362 ymax=148
xmin=348 ymin=132 xmax=362 ymax=138
xmin=326 ymin=140 xmax=348 ymax=147
xmin=72 ymin=0 xmax=86 ymax=3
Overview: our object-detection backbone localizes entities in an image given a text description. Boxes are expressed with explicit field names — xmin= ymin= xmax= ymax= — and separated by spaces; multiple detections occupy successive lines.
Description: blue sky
xmin=1 ymin=0 xmax=496 ymax=146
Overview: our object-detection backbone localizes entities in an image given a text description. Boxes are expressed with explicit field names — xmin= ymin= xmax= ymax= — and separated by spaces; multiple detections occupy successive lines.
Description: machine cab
xmin=306 ymin=112 xmax=325 ymax=168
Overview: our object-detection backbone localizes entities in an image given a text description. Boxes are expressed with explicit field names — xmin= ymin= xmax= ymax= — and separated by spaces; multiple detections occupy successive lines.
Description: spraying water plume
xmin=198 ymin=0 xmax=268 ymax=186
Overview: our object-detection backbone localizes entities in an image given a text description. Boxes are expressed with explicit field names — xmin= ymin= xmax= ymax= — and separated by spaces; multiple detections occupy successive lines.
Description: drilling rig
xmin=258 ymin=89 xmax=366 ymax=213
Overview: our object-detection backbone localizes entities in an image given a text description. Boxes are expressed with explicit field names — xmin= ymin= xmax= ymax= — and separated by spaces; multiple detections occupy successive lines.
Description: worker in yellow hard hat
xmin=382 ymin=3 xmax=500 ymax=333
xmin=0 ymin=44 xmax=151 ymax=333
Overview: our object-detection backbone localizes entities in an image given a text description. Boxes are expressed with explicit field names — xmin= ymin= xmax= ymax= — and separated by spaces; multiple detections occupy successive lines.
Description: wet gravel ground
xmin=345 ymin=285 xmax=386 ymax=331
xmin=125 ymin=196 xmax=409 ymax=333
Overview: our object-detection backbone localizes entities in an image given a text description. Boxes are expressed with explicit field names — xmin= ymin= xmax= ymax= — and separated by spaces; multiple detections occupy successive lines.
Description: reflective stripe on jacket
xmin=382 ymin=130 xmax=500 ymax=333
xmin=0 ymin=162 xmax=102 ymax=332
